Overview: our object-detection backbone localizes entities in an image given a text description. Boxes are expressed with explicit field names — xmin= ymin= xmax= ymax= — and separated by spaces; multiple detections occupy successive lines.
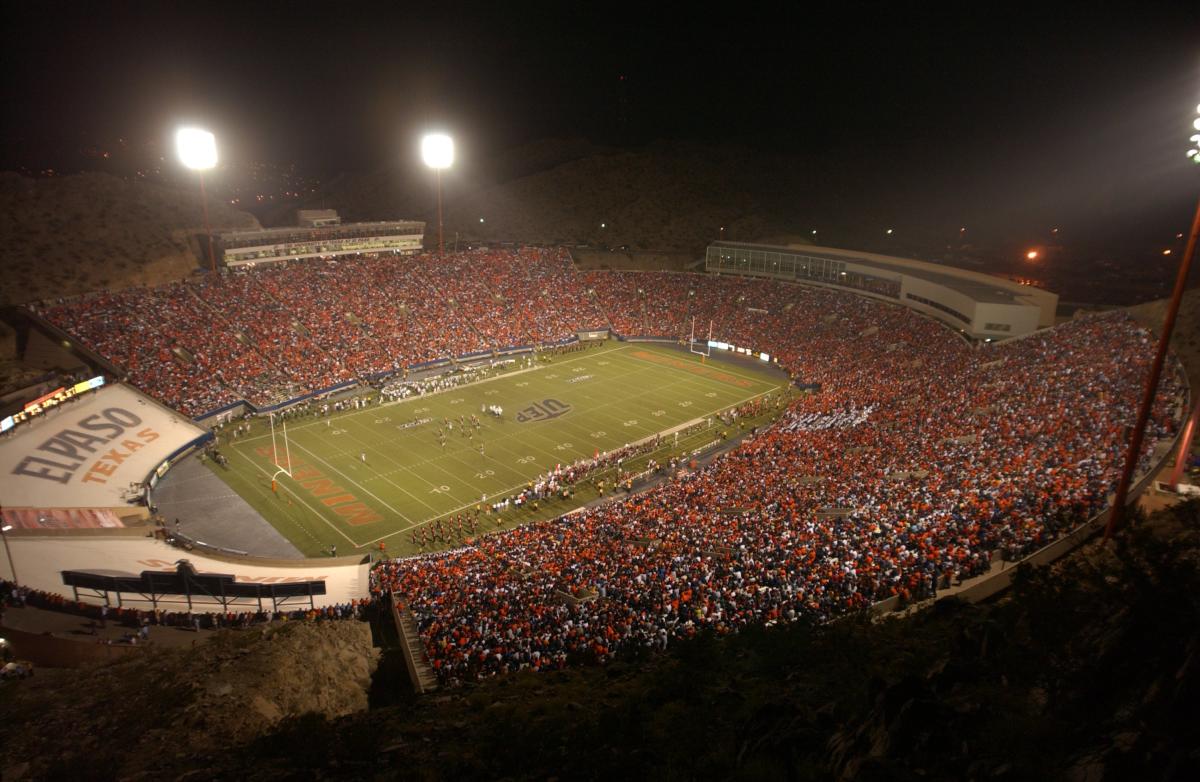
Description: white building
xmin=706 ymin=242 xmax=1057 ymax=339
xmin=219 ymin=215 xmax=425 ymax=267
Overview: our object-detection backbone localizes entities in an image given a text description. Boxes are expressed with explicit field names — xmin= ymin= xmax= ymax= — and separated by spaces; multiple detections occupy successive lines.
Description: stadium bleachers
xmin=368 ymin=300 xmax=1183 ymax=684
xmin=25 ymin=250 xmax=1186 ymax=685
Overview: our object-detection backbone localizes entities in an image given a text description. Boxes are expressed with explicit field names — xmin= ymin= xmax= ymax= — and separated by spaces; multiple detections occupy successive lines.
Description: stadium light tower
xmin=421 ymin=133 xmax=455 ymax=257
xmin=1189 ymin=103 xmax=1200 ymax=163
xmin=175 ymin=127 xmax=219 ymax=274
xmin=1106 ymin=101 xmax=1200 ymax=539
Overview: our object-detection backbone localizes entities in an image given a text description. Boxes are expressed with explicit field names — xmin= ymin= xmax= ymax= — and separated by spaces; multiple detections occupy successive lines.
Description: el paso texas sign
xmin=0 ymin=384 xmax=206 ymax=509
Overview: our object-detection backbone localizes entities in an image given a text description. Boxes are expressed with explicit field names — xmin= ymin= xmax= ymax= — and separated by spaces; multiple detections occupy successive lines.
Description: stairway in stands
xmin=391 ymin=595 xmax=439 ymax=693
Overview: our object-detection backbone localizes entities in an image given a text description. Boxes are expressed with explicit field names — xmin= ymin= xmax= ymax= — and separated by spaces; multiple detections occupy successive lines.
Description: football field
xmin=209 ymin=342 xmax=787 ymax=557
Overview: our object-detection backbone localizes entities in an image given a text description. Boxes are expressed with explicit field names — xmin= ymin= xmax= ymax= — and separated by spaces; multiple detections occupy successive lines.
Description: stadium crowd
xmin=25 ymin=252 xmax=1187 ymax=686
xmin=370 ymin=295 xmax=1183 ymax=685
xmin=31 ymin=248 xmax=598 ymax=416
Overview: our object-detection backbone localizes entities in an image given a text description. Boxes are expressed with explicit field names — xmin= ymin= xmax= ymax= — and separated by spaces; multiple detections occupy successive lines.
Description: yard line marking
xmin=238 ymin=343 xmax=632 ymax=444
xmin=356 ymin=386 xmax=784 ymax=548
xmin=234 ymin=449 xmax=359 ymax=546
xmin=289 ymin=439 xmax=419 ymax=522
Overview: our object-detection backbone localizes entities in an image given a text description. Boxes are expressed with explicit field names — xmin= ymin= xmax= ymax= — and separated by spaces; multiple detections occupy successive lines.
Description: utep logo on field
xmin=515 ymin=398 xmax=571 ymax=423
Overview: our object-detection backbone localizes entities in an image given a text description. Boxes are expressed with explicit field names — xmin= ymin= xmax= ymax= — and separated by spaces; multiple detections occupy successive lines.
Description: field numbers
xmin=705 ymin=392 xmax=718 ymax=398
xmin=590 ymin=431 xmax=606 ymax=438
xmin=597 ymin=361 xmax=610 ymax=366
xmin=374 ymin=417 xmax=391 ymax=424
xmin=516 ymin=455 xmax=537 ymax=464
xmin=622 ymin=419 xmax=638 ymax=427
xmin=545 ymin=373 xmax=559 ymax=379
xmin=484 ymin=389 xmax=499 ymax=396
xmin=555 ymin=442 xmax=573 ymax=451
xmin=515 ymin=381 xmax=529 ymax=387
xmin=651 ymin=410 xmax=666 ymax=417
xmin=429 ymin=485 xmax=451 ymax=494
xmin=449 ymin=398 xmax=464 ymax=405
xmin=414 ymin=407 xmax=430 ymax=413
xmin=678 ymin=401 xmax=693 ymax=408
xmin=475 ymin=469 xmax=496 ymax=479
xmin=571 ymin=367 xmax=585 ymax=373
xmin=330 ymin=429 xmax=347 ymax=436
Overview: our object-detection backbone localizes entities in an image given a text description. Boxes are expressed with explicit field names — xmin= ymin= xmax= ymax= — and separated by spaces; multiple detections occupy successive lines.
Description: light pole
xmin=176 ymin=127 xmax=219 ymax=273
xmin=1106 ymin=103 xmax=1200 ymax=540
xmin=1 ymin=523 xmax=16 ymax=586
xmin=421 ymin=133 xmax=455 ymax=257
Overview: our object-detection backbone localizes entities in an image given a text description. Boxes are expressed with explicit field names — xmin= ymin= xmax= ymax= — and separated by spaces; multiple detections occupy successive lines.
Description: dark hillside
xmin=0 ymin=172 xmax=258 ymax=306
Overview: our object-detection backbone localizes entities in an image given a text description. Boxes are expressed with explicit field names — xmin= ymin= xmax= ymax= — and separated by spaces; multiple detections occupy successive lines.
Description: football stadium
xmin=3 ymin=238 xmax=1192 ymax=681
xmin=2 ymin=6 xmax=1199 ymax=777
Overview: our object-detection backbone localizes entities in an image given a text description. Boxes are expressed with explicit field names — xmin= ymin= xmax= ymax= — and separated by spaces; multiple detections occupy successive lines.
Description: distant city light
xmin=1026 ymin=250 xmax=1040 ymax=260
xmin=601 ymin=222 xmax=606 ymax=228
xmin=421 ymin=133 xmax=454 ymax=169
xmin=1163 ymin=249 xmax=1173 ymax=255
xmin=885 ymin=228 xmax=893 ymax=235
xmin=175 ymin=127 xmax=217 ymax=170
xmin=1051 ymin=227 xmax=1059 ymax=234
xmin=479 ymin=217 xmax=485 ymax=223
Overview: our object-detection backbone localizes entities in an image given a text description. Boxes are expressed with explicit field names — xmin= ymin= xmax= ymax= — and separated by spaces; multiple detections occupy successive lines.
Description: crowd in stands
xmin=31 ymin=249 xmax=598 ymax=416
xmin=23 ymin=251 xmax=1188 ymax=687
xmin=369 ymin=289 xmax=1184 ymax=685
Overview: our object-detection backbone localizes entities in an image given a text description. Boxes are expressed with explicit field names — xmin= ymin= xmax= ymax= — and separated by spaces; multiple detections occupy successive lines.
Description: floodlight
xmin=421 ymin=133 xmax=455 ymax=169
xmin=176 ymin=128 xmax=217 ymax=170
xmin=1 ymin=525 xmax=11 ymax=532
xmin=1194 ymin=118 xmax=1200 ymax=131
xmin=1026 ymin=250 xmax=1040 ymax=260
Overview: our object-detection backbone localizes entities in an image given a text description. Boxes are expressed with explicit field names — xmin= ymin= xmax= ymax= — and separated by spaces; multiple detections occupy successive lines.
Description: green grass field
xmin=208 ymin=342 xmax=787 ymax=557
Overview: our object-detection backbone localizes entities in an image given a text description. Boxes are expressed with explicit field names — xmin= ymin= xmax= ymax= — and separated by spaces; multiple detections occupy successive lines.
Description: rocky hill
xmin=0 ymin=619 xmax=377 ymax=780
xmin=282 ymin=142 xmax=820 ymax=255
xmin=0 ymin=172 xmax=259 ymax=306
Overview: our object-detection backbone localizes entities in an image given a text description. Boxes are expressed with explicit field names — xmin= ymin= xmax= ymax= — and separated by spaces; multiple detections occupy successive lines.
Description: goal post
xmin=269 ymin=412 xmax=294 ymax=480
xmin=689 ymin=317 xmax=713 ymax=358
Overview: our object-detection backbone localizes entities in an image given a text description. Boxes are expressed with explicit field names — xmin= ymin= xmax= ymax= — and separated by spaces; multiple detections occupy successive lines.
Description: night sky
xmin=2 ymin=1 xmax=1197 ymax=258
